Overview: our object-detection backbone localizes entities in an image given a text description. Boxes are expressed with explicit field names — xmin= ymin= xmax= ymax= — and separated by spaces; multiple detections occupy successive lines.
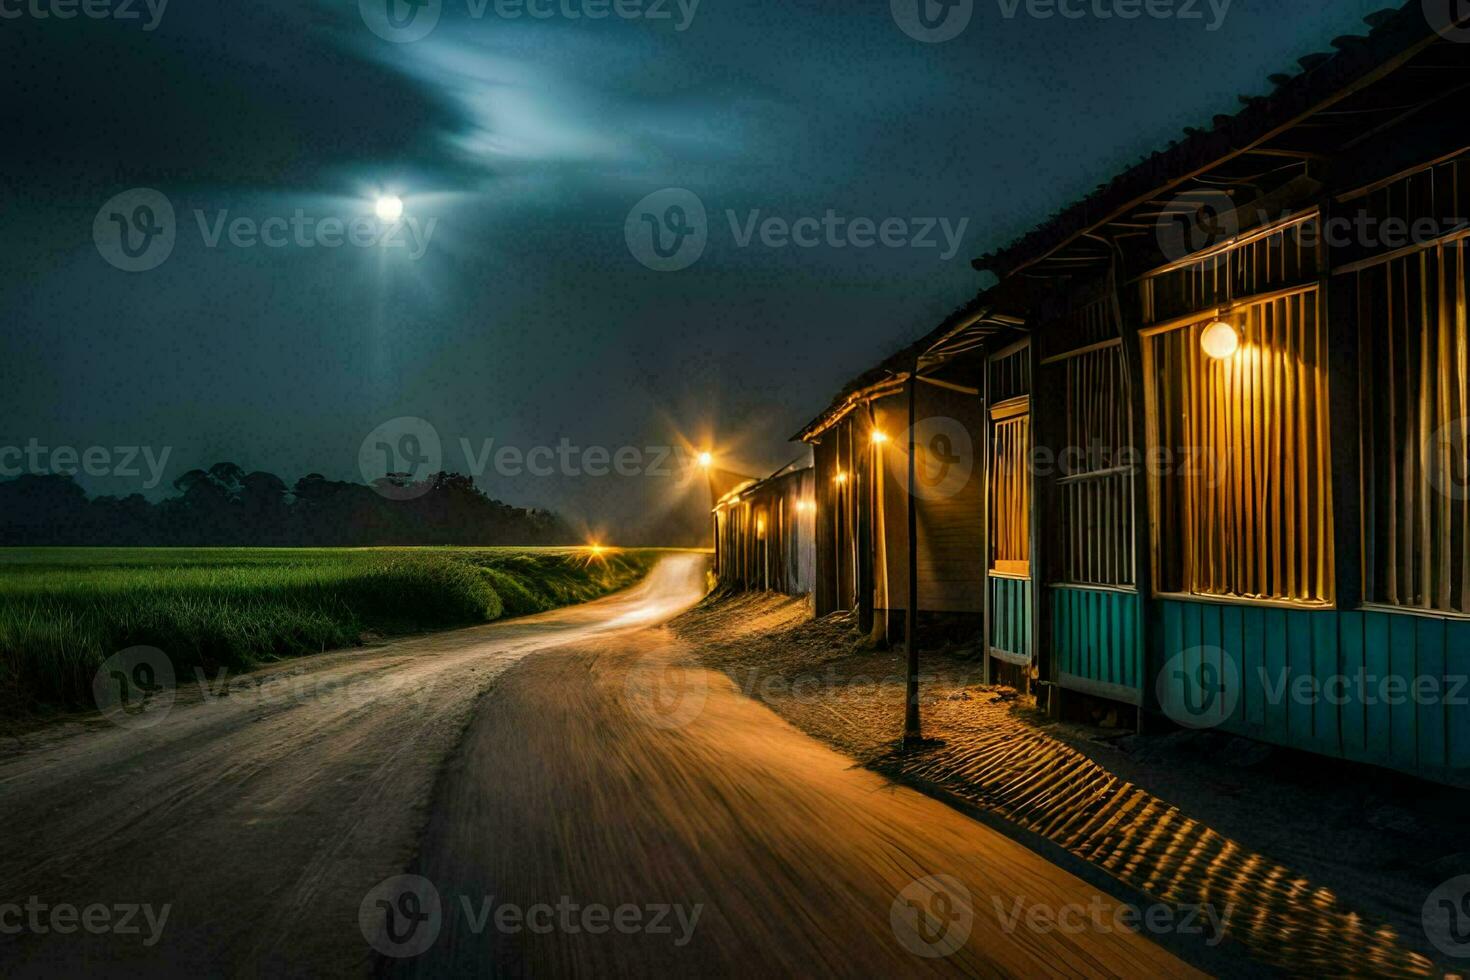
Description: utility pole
xmin=904 ymin=367 xmax=921 ymax=747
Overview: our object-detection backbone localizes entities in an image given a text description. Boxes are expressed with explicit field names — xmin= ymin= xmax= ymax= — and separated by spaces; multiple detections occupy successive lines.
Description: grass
xmin=0 ymin=546 xmax=663 ymax=717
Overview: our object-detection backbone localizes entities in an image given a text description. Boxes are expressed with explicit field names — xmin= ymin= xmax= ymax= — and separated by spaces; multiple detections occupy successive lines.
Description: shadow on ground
xmin=675 ymin=592 xmax=1465 ymax=978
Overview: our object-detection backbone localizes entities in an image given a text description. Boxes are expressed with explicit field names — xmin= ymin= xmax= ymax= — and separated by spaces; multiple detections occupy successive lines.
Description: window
xmin=990 ymin=399 xmax=1031 ymax=577
xmin=1144 ymin=282 xmax=1334 ymax=605
xmin=1042 ymin=297 xmax=1135 ymax=587
xmin=1360 ymin=244 xmax=1470 ymax=614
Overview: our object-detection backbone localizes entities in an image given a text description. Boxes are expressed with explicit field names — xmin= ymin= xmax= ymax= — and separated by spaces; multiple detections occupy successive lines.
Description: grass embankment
xmin=0 ymin=547 xmax=660 ymax=716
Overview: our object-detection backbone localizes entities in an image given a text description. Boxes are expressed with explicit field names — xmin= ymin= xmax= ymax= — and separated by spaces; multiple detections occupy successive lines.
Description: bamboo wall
xmin=988 ymin=342 xmax=1034 ymax=667
xmin=713 ymin=468 xmax=816 ymax=596
xmin=796 ymin=140 xmax=1470 ymax=785
xmin=1039 ymin=296 xmax=1142 ymax=699
xmin=1359 ymin=244 xmax=1470 ymax=614
xmin=1145 ymin=291 xmax=1335 ymax=604
xmin=1131 ymin=157 xmax=1470 ymax=784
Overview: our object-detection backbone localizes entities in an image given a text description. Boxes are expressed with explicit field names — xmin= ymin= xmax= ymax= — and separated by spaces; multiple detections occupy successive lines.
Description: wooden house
xmin=793 ymin=3 xmax=1470 ymax=784
xmin=712 ymin=462 xmax=817 ymax=596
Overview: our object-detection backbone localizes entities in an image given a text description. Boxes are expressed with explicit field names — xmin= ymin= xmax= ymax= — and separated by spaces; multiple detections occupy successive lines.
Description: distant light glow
xmin=697 ymin=451 xmax=713 ymax=468
xmin=871 ymin=430 xmax=888 ymax=445
xmin=588 ymin=543 xmax=604 ymax=556
xmin=834 ymin=471 xmax=848 ymax=485
xmin=1201 ymin=319 xmax=1240 ymax=360
xmin=375 ymin=195 xmax=404 ymax=222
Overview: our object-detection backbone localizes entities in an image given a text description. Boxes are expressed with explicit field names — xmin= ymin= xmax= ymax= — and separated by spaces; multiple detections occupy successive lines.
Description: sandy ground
xmin=0 ymin=556 xmax=706 ymax=977
xmin=675 ymin=591 xmax=1470 ymax=977
xmin=0 ymin=554 xmax=1205 ymax=978
xmin=392 ymin=585 xmax=1200 ymax=978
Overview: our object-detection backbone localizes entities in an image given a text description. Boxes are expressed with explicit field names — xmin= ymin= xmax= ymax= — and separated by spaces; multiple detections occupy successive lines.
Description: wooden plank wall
xmin=714 ymin=468 xmax=817 ymax=597
xmin=1151 ymin=599 xmax=1470 ymax=783
xmin=990 ymin=576 xmax=1033 ymax=664
xmin=812 ymin=438 xmax=839 ymax=614
xmin=787 ymin=470 xmax=823 ymax=599
xmin=1052 ymin=586 xmax=1142 ymax=704
xmin=988 ymin=341 xmax=1034 ymax=666
xmin=870 ymin=384 xmax=986 ymax=613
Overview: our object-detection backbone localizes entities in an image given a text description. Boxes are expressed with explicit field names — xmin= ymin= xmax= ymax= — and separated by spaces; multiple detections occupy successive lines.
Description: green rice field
xmin=0 ymin=547 xmax=662 ymax=716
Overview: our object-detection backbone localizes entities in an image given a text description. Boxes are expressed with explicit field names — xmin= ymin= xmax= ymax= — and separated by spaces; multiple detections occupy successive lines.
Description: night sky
xmin=1 ymin=0 xmax=1391 ymax=542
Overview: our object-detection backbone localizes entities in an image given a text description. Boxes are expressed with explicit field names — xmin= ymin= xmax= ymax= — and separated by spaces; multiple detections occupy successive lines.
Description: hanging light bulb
xmin=1201 ymin=319 xmax=1241 ymax=360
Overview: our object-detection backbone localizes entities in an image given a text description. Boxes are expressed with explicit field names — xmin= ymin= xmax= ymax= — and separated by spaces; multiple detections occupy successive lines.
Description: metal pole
xmin=904 ymin=369 xmax=922 ymax=745
xmin=858 ymin=407 xmax=874 ymax=635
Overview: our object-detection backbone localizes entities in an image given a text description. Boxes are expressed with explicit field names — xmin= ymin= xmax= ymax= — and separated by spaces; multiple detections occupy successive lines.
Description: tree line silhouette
xmin=0 ymin=464 xmax=574 ymax=547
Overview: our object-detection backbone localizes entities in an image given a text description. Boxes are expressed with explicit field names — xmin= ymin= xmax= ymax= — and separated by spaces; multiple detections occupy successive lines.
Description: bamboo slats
xmin=1146 ymin=290 xmax=1335 ymax=604
xmin=1361 ymin=243 xmax=1470 ymax=614
xmin=991 ymin=411 xmax=1031 ymax=576
xmin=1057 ymin=340 xmax=1135 ymax=587
xmin=1141 ymin=214 xmax=1322 ymax=328
xmin=989 ymin=344 xmax=1032 ymax=404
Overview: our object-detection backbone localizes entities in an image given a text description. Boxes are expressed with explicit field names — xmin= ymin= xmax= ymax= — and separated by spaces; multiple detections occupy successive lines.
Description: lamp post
xmin=903 ymin=368 xmax=921 ymax=748
xmin=700 ymin=452 xmax=718 ymax=574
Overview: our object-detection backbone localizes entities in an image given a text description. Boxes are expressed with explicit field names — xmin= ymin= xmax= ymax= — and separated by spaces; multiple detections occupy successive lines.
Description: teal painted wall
xmin=989 ymin=576 xmax=1032 ymax=663
xmin=1051 ymin=586 xmax=1142 ymax=704
xmin=1151 ymin=599 xmax=1470 ymax=784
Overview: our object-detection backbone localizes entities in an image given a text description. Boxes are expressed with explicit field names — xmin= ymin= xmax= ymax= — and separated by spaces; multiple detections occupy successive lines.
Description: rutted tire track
xmin=0 ymin=556 xmax=707 ymax=978
xmin=392 ymin=610 xmax=1199 ymax=978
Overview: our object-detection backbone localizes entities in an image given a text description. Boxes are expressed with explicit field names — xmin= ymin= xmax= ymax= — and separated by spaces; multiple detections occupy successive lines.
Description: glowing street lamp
xmin=1201 ymin=319 xmax=1240 ymax=360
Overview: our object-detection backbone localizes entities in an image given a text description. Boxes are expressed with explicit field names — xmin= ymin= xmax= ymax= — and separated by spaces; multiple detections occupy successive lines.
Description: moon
xmin=374 ymin=195 xmax=404 ymax=222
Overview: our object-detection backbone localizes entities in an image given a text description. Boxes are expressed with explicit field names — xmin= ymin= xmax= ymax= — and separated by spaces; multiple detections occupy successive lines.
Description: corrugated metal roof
xmin=974 ymin=4 xmax=1430 ymax=277
xmin=790 ymin=292 xmax=1021 ymax=442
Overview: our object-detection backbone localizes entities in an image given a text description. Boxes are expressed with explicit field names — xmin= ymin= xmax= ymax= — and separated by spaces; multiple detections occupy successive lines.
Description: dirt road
xmin=0 ymin=555 xmax=708 ymax=977
xmin=2 ymin=554 xmax=1199 ymax=977
xmin=391 ymin=589 xmax=1200 ymax=976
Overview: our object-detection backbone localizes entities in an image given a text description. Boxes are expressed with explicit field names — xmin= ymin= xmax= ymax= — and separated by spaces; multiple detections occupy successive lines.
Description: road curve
xmin=0 ymin=554 xmax=709 ymax=978
xmin=3 ymin=553 xmax=1197 ymax=978
xmin=390 ymin=571 xmax=1199 ymax=978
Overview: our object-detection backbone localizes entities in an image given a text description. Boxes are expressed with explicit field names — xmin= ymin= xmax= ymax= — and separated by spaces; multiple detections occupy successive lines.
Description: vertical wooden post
xmin=1115 ymin=260 xmax=1156 ymax=722
xmin=858 ymin=405 xmax=875 ymax=635
xmin=836 ymin=422 xmax=849 ymax=609
xmin=1323 ymin=199 xmax=1363 ymax=611
xmin=1029 ymin=334 xmax=1055 ymax=713
xmin=847 ymin=419 xmax=859 ymax=610
xmin=905 ymin=368 xmax=922 ymax=745
xmin=813 ymin=438 xmax=837 ymax=615
xmin=981 ymin=346 xmax=993 ymax=686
